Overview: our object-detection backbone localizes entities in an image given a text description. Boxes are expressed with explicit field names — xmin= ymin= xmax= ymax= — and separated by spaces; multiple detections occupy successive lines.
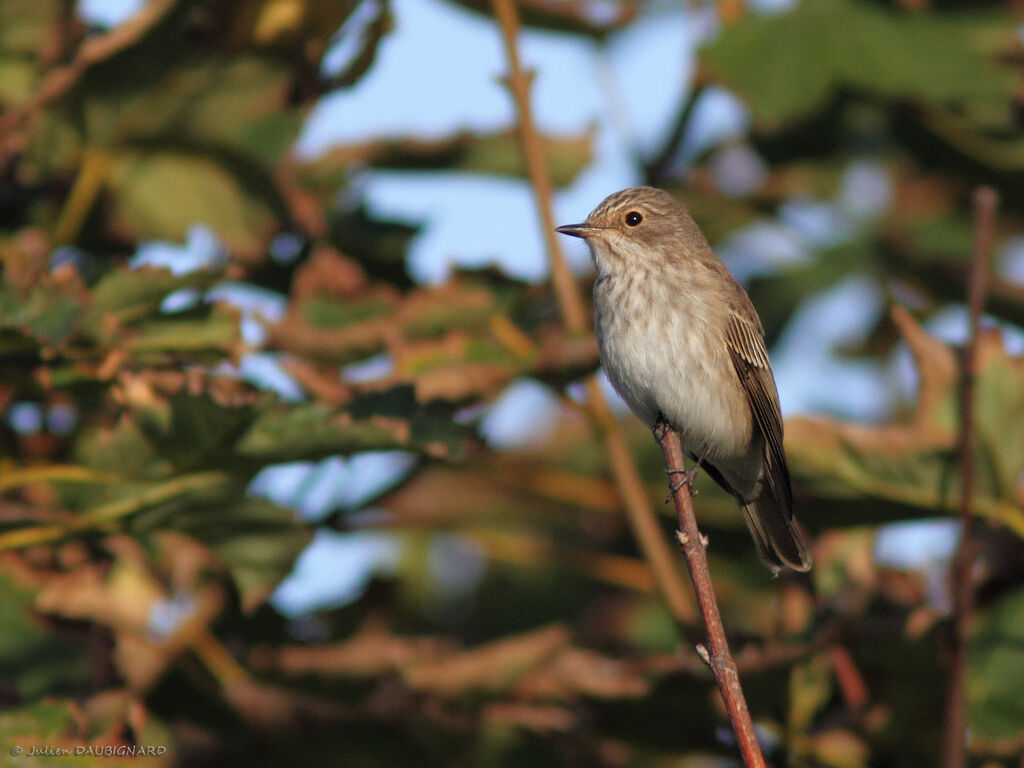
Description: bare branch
xmin=942 ymin=185 xmax=998 ymax=768
xmin=655 ymin=422 xmax=766 ymax=768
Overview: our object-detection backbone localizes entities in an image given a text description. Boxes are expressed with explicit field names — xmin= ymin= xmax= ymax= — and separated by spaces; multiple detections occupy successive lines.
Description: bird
xmin=556 ymin=186 xmax=811 ymax=573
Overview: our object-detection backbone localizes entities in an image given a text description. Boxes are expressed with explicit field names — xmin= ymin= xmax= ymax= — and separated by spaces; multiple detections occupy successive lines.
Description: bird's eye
xmin=625 ymin=211 xmax=643 ymax=227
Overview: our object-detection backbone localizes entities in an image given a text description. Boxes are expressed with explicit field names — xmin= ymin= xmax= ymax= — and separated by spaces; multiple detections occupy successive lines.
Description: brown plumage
xmin=557 ymin=186 xmax=811 ymax=573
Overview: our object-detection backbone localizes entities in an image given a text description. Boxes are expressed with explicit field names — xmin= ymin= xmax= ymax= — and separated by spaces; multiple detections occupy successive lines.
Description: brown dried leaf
xmin=482 ymin=702 xmax=575 ymax=733
xmin=517 ymin=647 xmax=650 ymax=700
xmin=404 ymin=624 xmax=570 ymax=697
xmin=257 ymin=622 xmax=454 ymax=679
xmin=413 ymin=361 xmax=518 ymax=404
xmin=290 ymin=245 xmax=373 ymax=301
xmin=35 ymin=536 xmax=225 ymax=691
xmin=221 ymin=678 xmax=349 ymax=729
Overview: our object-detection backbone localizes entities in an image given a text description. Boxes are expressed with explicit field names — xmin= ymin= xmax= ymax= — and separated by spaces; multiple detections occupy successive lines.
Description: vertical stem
xmin=53 ymin=149 xmax=111 ymax=245
xmin=491 ymin=0 xmax=697 ymax=628
xmin=656 ymin=424 xmax=766 ymax=768
xmin=942 ymin=186 xmax=997 ymax=768
xmin=585 ymin=377 xmax=697 ymax=624
xmin=490 ymin=0 xmax=587 ymax=335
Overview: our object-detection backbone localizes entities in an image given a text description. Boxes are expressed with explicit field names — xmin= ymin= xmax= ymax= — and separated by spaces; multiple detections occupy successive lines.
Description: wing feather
xmin=724 ymin=313 xmax=791 ymax=509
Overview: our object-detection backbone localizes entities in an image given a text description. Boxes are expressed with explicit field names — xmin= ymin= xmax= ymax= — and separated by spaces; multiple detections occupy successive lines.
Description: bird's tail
xmin=740 ymin=492 xmax=812 ymax=574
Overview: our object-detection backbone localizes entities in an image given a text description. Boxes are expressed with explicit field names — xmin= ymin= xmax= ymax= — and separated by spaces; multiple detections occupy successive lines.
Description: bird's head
xmin=556 ymin=186 xmax=704 ymax=273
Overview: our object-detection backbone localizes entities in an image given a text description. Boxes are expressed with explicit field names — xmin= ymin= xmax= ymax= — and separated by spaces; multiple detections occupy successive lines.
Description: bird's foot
xmin=664 ymin=467 xmax=699 ymax=502
xmin=652 ymin=418 xmax=671 ymax=442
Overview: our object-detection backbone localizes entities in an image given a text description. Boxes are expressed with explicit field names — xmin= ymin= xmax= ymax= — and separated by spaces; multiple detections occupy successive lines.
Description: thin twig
xmin=655 ymin=423 xmax=765 ymax=767
xmin=643 ymin=73 xmax=709 ymax=186
xmin=491 ymin=0 xmax=697 ymax=628
xmin=828 ymin=645 xmax=869 ymax=712
xmin=642 ymin=615 xmax=847 ymax=679
xmin=0 ymin=0 xmax=178 ymax=165
xmin=491 ymin=0 xmax=586 ymax=334
xmin=942 ymin=186 xmax=997 ymax=768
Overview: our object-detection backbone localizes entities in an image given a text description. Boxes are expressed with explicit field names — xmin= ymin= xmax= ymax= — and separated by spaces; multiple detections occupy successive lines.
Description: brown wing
xmin=723 ymin=312 xmax=792 ymax=509
xmin=724 ymin=311 xmax=811 ymax=571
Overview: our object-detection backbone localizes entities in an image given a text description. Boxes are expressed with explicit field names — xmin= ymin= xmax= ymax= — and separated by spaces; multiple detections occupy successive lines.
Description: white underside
xmin=595 ymin=275 xmax=763 ymax=500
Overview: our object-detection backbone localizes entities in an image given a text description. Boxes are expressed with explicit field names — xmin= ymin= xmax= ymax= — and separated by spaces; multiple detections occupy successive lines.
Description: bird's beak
xmin=556 ymin=223 xmax=600 ymax=239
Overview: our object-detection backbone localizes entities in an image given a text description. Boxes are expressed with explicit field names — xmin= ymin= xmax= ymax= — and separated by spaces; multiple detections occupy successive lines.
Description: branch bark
xmin=491 ymin=0 xmax=697 ymax=628
xmin=942 ymin=185 xmax=997 ymax=768
xmin=655 ymin=423 xmax=766 ymax=768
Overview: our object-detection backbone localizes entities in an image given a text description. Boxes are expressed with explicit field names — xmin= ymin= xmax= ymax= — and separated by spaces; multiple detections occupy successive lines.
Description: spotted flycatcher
xmin=557 ymin=186 xmax=811 ymax=573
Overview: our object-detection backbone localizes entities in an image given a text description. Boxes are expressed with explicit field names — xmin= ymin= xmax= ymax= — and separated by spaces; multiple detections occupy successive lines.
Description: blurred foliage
xmin=703 ymin=0 xmax=1012 ymax=130
xmin=0 ymin=0 xmax=1023 ymax=765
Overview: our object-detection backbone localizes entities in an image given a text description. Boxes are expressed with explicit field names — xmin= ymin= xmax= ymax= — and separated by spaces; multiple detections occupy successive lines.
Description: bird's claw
xmin=664 ymin=467 xmax=699 ymax=502
xmin=652 ymin=419 xmax=671 ymax=442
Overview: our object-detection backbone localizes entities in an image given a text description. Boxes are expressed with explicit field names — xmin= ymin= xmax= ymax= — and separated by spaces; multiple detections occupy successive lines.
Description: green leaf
xmin=0 ymin=284 xmax=80 ymax=344
xmin=126 ymin=305 xmax=242 ymax=357
xmin=300 ymin=295 xmax=394 ymax=329
xmin=136 ymin=390 xmax=258 ymax=472
xmin=968 ymin=587 xmax=1024 ymax=742
xmin=0 ymin=0 xmax=61 ymax=55
xmin=30 ymin=50 xmax=298 ymax=254
xmin=81 ymin=55 xmax=295 ymax=159
xmin=789 ymin=653 xmax=834 ymax=734
xmin=79 ymin=266 xmax=219 ymax=339
xmin=0 ymin=574 xmax=88 ymax=700
xmin=973 ymin=338 xmax=1024 ymax=502
xmin=107 ymin=150 xmax=279 ymax=256
xmin=158 ymin=497 xmax=310 ymax=612
xmin=0 ymin=58 xmax=37 ymax=107
xmin=296 ymin=128 xmax=594 ymax=190
xmin=75 ymin=416 xmax=166 ymax=479
xmin=0 ymin=0 xmax=60 ymax=107
xmin=702 ymin=0 xmax=1014 ymax=129
xmin=272 ymin=271 xmax=520 ymax=365
xmin=236 ymin=388 xmax=464 ymax=462
xmin=0 ymin=701 xmax=80 ymax=767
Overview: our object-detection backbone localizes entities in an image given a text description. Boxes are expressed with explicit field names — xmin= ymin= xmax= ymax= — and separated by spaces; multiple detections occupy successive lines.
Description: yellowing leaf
xmin=787 ymin=307 xmax=1024 ymax=536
